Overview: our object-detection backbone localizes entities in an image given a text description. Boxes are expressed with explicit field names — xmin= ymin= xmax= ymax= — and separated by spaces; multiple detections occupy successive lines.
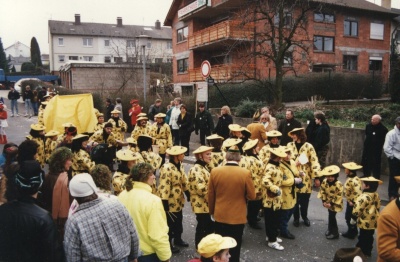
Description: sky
xmin=0 ymin=0 xmax=399 ymax=54
xmin=0 ymin=0 xmax=173 ymax=53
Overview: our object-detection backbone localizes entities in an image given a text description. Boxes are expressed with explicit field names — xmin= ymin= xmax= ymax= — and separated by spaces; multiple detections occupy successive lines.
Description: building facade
xmin=49 ymin=15 xmax=172 ymax=74
xmin=4 ymin=41 xmax=31 ymax=72
xmin=165 ymin=0 xmax=398 ymax=95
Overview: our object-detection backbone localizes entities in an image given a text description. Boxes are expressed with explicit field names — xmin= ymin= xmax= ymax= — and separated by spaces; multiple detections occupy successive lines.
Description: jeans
xmin=32 ymin=102 xmax=38 ymax=115
xmin=10 ymin=99 xmax=18 ymax=115
xmin=24 ymin=99 xmax=32 ymax=115
xmin=280 ymin=208 xmax=295 ymax=235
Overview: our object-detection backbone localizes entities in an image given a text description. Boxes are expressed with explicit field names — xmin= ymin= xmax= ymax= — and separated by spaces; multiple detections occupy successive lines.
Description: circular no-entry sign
xmin=201 ymin=60 xmax=211 ymax=78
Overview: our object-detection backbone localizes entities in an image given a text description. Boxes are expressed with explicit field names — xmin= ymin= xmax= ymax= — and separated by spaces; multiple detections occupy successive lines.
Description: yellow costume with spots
xmin=158 ymin=162 xmax=188 ymax=212
xmin=188 ymin=163 xmax=210 ymax=213
xmin=317 ymin=179 xmax=344 ymax=212
xmin=108 ymin=118 xmax=127 ymax=141
xmin=152 ymin=123 xmax=172 ymax=154
xmin=352 ymin=192 xmax=381 ymax=229
xmin=71 ymin=149 xmax=95 ymax=176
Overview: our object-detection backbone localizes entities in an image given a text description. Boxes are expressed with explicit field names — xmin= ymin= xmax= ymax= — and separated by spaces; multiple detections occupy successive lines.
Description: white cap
xmin=69 ymin=173 xmax=98 ymax=197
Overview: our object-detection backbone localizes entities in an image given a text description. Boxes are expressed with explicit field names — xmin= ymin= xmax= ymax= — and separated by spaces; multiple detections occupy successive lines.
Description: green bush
xmin=234 ymin=98 xmax=264 ymax=118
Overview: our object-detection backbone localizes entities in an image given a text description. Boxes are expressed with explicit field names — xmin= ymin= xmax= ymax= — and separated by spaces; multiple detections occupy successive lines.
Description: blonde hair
xmin=221 ymin=106 xmax=231 ymax=115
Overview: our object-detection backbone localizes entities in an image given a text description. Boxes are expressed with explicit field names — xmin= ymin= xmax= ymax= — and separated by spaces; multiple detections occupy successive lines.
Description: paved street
xmin=0 ymin=91 xmax=388 ymax=261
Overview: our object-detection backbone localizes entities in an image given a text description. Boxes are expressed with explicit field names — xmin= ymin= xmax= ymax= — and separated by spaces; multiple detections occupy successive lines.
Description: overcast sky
xmin=0 ymin=0 xmax=399 ymax=54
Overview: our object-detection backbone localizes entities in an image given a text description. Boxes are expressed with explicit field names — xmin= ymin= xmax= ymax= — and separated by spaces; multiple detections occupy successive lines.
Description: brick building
xmin=164 ymin=0 xmax=398 ymax=95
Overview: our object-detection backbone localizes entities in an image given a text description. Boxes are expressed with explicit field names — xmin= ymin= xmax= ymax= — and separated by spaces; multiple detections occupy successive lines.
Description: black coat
xmin=0 ymin=196 xmax=63 ymax=262
xmin=313 ymin=123 xmax=330 ymax=151
xmin=361 ymin=122 xmax=388 ymax=163
xmin=195 ymin=110 xmax=214 ymax=132
xmin=177 ymin=112 xmax=193 ymax=137
xmin=278 ymin=118 xmax=302 ymax=146
xmin=214 ymin=114 xmax=233 ymax=140
xmin=8 ymin=90 xmax=20 ymax=100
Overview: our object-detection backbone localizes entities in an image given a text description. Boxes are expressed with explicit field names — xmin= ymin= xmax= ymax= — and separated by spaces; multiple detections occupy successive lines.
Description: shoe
xmin=341 ymin=232 xmax=357 ymax=239
xmin=326 ymin=233 xmax=339 ymax=240
xmin=266 ymin=237 xmax=282 ymax=243
xmin=293 ymin=219 xmax=300 ymax=227
xmin=280 ymin=231 xmax=295 ymax=239
xmin=16 ymin=114 xmax=20 ymax=116
xmin=11 ymin=114 xmax=14 ymax=117
xmin=24 ymin=114 xmax=28 ymax=117
xmin=29 ymin=115 xmax=32 ymax=119
xmin=170 ymin=244 xmax=180 ymax=254
xmin=249 ymin=223 xmax=262 ymax=230
xmin=174 ymin=239 xmax=189 ymax=247
xmin=304 ymin=218 xmax=311 ymax=227
xmin=325 ymin=230 xmax=331 ymax=236
xmin=268 ymin=241 xmax=284 ymax=251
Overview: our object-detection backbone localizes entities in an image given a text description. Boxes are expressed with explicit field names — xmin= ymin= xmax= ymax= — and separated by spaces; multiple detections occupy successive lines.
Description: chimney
xmin=381 ymin=0 xmax=391 ymax=9
xmin=155 ymin=20 xmax=161 ymax=30
xmin=117 ymin=17 xmax=123 ymax=27
xmin=74 ymin=14 xmax=81 ymax=25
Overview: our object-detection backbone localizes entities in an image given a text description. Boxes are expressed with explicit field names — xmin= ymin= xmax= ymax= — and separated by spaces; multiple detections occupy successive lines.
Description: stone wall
xmin=213 ymin=115 xmax=388 ymax=175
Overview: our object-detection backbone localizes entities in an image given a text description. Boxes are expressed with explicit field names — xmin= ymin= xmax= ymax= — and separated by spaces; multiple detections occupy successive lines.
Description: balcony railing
xmin=188 ymin=20 xmax=254 ymax=49
xmin=189 ymin=64 xmax=255 ymax=82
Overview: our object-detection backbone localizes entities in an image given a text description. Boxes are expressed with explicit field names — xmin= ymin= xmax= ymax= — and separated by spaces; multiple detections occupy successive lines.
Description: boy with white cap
xmin=64 ymin=173 xmax=140 ymax=262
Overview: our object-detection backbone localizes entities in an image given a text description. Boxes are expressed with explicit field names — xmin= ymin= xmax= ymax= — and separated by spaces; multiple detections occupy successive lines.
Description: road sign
xmin=207 ymin=76 xmax=215 ymax=86
xmin=201 ymin=60 xmax=211 ymax=78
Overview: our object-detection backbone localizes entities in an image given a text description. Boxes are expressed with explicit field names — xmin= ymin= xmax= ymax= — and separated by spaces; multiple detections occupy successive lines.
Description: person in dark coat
xmin=313 ymin=112 xmax=330 ymax=169
xmin=213 ymin=105 xmax=233 ymax=140
xmin=177 ymin=104 xmax=193 ymax=155
xmin=105 ymin=98 xmax=115 ymax=121
xmin=0 ymin=160 xmax=63 ymax=262
xmin=194 ymin=103 xmax=214 ymax=145
xmin=361 ymin=114 xmax=388 ymax=179
xmin=278 ymin=109 xmax=302 ymax=146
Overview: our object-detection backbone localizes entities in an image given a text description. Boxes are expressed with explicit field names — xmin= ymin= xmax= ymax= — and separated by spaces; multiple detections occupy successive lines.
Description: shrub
xmin=234 ymin=98 xmax=264 ymax=118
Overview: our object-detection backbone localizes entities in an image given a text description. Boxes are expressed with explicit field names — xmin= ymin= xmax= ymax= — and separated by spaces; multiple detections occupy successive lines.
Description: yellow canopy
xmin=43 ymin=94 xmax=97 ymax=134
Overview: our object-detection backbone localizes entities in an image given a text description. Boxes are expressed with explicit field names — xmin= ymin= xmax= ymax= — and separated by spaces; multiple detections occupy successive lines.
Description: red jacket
xmin=0 ymin=110 xmax=7 ymax=120
xmin=129 ymin=105 xmax=141 ymax=125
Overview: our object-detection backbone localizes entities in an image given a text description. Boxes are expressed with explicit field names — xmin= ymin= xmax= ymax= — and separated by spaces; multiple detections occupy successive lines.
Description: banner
xmin=43 ymin=93 xmax=97 ymax=134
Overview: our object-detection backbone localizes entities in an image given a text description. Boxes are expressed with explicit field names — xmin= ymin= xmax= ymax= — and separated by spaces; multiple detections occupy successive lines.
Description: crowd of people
xmin=0 ymin=92 xmax=400 ymax=262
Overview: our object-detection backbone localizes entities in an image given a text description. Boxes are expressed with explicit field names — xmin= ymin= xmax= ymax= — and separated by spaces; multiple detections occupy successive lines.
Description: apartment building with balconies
xmin=49 ymin=14 xmax=172 ymax=74
xmin=165 ymin=0 xmax=398 ymax=95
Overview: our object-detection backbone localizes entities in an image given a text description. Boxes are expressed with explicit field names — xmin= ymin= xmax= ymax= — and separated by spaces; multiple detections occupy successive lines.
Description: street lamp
xmin=137 ymin=35 xmax=151 ymax=105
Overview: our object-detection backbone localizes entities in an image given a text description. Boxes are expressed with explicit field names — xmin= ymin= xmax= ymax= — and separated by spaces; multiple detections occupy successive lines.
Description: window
xmin=127 ymin=56 xmax=135 ymax=62
xmin=167 ymin=41 xmax=172 ymax=49
xmin=83 ymin=56 xmax=93 ymax=61
xmin=370 ymin=22 xmax=384 ymax=40
xmin=104 ymin=40 xmax=110 ymax=46
xmin=369 ymin=57 xmax=382 ymax=71
xmin=58 ymin=38 xmax=64 ymax=46
xmin=344 ymin=20 xmax=358 ymax=36
xmin=114 ymin=57 xmax=123 ymax=63
xmin=181 ymin=85 xmax=193 ymax=96
xmin=177 ymin=27 xmax=188 ymax=42
xmin=83 ymin=38 xmax=93 ymax=47
xmin=69 ymin=56 xmax=78 ymax=61
xmin=127 ymin=40 xmax=135 ymax=48
xmin=343 ymin=55 xmax=358 ymax=71
xmin=147 ymin=41 xmax=152 ymax=48
xmin=167 ymin=57 xmax=173 ymax=63
xmin=104 ymin=56 xmax=111 ymax=63
xmin=314 ymin=36 xmax=334 ymax=52
xmin=274 ymin=12 xmax=292 ymax=26
xmin=155 ymin=58 xmax=163 ymax=64
xmin=283 ymin=52 xmax=293 ymax=66
xmin=58 ymin=55 xmax=65 ymax=62
xmin=314 ymin=13 xmax=335 ymax=23
xmin=177 ymin=58 xmax=188 ymax=73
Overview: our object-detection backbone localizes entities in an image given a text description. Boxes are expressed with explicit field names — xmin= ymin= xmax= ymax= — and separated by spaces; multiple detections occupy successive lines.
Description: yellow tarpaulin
xmin=43 ymin=94 xmax=97 ymax=134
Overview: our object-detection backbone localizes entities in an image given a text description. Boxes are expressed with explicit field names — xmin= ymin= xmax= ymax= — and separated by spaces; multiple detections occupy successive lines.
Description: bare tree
xmin=236 ymin=0 xmax=323 ymax=107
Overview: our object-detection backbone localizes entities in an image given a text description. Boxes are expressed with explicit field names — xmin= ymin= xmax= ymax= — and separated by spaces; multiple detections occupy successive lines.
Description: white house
xmin=4 ymin=41 xmax=31 ymax=72
xmin=48 ymin=14 xmax=173 ymax=74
